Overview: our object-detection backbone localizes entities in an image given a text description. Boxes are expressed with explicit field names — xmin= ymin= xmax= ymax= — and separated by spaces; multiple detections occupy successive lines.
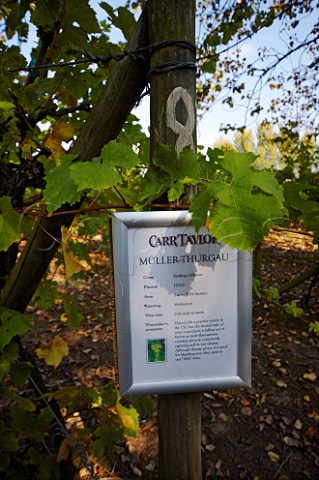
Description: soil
xmin=25 ymin=229 xmax=319 ymax=480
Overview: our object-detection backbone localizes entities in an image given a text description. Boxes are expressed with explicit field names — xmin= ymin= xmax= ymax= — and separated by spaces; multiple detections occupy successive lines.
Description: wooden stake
xmin=148 ymin=1 xmax=202 ymax=478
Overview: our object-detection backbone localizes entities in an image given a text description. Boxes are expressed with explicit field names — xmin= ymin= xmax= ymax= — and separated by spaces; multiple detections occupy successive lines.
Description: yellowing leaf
xmin=268 ymin=451 xmax=280 ymax=463
xmin=117 ymin=401 xmax=139 ymax=437
xmin=60 ymin=313 xmax=68 ymax=323
xmin=56 ymin=438 xmax=71 ymax=463
xmin=20 ymin=139 xmax=38 ymax=159
xmin=43 ymin=120 xmax=78 ymax=164
xmin=61 ymin=226 xmax=83 ymax=280
xmin=276 ymin=380 xmax=287 ymax=388
xmin=303 ymin=372 xmax=317 ymax=382
xmin=308 ymin=411 xmax=319 ymax=422
xmin=35 ymin=336 xmax=69 ymax=368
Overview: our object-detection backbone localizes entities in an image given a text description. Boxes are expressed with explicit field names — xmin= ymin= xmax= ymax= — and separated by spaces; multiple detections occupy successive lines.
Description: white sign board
xmin=112 ymin=211 xmax=252 ymax=396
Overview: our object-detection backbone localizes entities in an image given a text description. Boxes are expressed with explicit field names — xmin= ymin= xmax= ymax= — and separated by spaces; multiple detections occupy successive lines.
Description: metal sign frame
xmin=112 ymin=210 xmax=252 ymax=396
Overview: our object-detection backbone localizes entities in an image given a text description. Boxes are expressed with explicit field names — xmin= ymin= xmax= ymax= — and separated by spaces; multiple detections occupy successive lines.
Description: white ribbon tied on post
xmin=166 ymin=86 xmax=195 ymax=154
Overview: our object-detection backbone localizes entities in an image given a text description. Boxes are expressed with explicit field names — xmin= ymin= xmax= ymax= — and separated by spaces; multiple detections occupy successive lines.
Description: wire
xmin=6 ymin=39 xmax=196 ymax=74
xmin=147 ymin=61 xmax=196 ymax=79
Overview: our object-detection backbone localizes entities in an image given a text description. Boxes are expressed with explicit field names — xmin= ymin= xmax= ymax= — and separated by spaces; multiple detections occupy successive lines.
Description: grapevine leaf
xmin=31 ymin=1 xmax=60 ymax=29
xmin=220 ymin=151 xmax=284 ymax=203
xmin=118 ymin=114 xmax=147 ymax=145
xmin=44 ymin=155 xmax=81 ymax=214
xmin=69 ymin=162 xmax=122 ymax=192
xmin=167 ymin=182 xmax=185 ymax=202
xmin=190 ymin=151 xmax=286 ymax=250
xmin=28 ymin=447 xmax=61 ymax=479
xmin=0 ymin=101 xmax=15 ymax=112
xmin=35 ymin=336 xmax=69 ymax=368
xmin=100 ymin=3 xmax=135 ymax=40
xmin=93 ymin=423 xmax=123 ymax=461
xmin=284 ymin=182 xmax=319 ymax=245
xmin=63 ymin=0 xmax=100 ymax=34
xmin=63 ymin=296 xmax=83 ymax=329
xmin=0 ymin=196 xmax=21 ymax=251
xmin=0 ymin=307 xmax=34 ymax=352
xmin=190 ymin=184 xmax=215 ymax=232
xmin=138 ymin=167 xmax=169 ymax=205
xmin=117 ymin=187 xmax=139 ymax=206
xmin=117 ymin=400 xmax=139 ymax=437
xmin=43 ymin=120 xmax=78 ymax=163
xmin=61 ymin=226 xmax=83 ymax=280
xmin=32 ymin=279 xmax=59 ymax=310
xmin=0 ymin=429 xmax=18 ymax=454
xmin=10 ymin=362 xmax=33 ymax=387
xmin=153 ymin=144 xmax=199 ymax=181
xmin=201 ymin=56 xmax=217 ymax=74
xmin=3 ymin=342 xmax=19 ymax=362
xmin=0 ymin=357 xmax=11 ymax=381
xmin=100 ymin=140 xmax=140 ymax=168
xmin=10 ymin=406 xmax=53 ymax=440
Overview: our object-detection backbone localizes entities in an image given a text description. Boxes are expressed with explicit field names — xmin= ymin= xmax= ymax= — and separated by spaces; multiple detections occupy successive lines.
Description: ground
xmin=25 ymin=229 xmax=319 ymax=480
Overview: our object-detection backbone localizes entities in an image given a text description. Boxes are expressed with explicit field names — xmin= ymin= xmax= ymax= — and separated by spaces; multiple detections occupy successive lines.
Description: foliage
xmin=0 ymin=0 xmax=318 ymax=478
xmin=309 ymin=320 xmax=319 ymax=337
xmin=0 ymin=374 xmax=140 ymax=479
xmin=283 ymin=300 xmax=306 ymax=319
xmin=0 ymin=307 xmax=34 ymax=382
xmin=263 ymin=286 xmax=312 ymax=328
xmin=196 ymin=0 xmax=319 ymax=135
xmin=215 ymin=124 xmax=319 ymax=246
xmin=190 ymin=149 xmax=286 ymax=250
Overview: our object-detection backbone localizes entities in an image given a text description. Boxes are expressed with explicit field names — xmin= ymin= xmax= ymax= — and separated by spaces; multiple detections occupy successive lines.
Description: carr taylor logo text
xmin=149 ymin=233 xmax=220 ymax=248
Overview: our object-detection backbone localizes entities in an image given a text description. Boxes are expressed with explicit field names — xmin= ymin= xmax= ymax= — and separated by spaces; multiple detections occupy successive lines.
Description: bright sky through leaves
xmin=8 ymin=1 xmax=319 ymax=148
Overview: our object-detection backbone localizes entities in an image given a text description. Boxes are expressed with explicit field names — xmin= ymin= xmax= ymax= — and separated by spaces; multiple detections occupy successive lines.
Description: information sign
xmin=112 ymin=211 xmax=252 ymax=396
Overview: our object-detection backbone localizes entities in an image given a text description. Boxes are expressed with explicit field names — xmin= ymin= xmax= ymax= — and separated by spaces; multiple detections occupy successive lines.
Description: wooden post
xmin=148 ymin=1 xmax=202 ymax=479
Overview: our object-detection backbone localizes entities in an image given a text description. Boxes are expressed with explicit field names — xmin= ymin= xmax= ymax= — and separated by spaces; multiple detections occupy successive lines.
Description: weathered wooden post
xmin=147 ymin=1 xmax=202 ymax=478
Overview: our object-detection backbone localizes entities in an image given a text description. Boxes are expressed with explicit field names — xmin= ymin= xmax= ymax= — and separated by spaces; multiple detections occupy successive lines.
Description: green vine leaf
xmin=10 ymin=406 xmax=54 ymax=441
xmin=167 ymin=181 xmax=185 ymax=202
xmin=0 ymin=307 xmax=34 ymax=352
xmin=190 ymin=151 xmax=286 ymax=250
xmin=284 ymin=182 xmax=319 ymax=245
xmin=93 ymin=423 xmax=123 ymax=461
xmin=0 ymin=342 xmax=20 ymax=382
xmin=70 ymin=162 xmax=122 ymax=192
xmin=10 ymin=362 xmax=33 ymax=387
xmin=63 ymin=296 xmax=83 ymax=329
xmin=138 ymin=167 xmax=169 ymax=205
xmin=138 ymin=145 xmax=199 ymax=206
xmin=100 ymin=3 xmax=136 ymax=40
xmin=189 ymin=184 xmax=214 ymax=232
xmin=0 ymin=196 xmax=21 ymax=252
xmin=32 ymin=279 xmax=59 ymax=310
xmin=44 ymin=154 xmax=82 ymax=214
xmin=100 ymin=140 xmax=140 ymax=168
xmin=153 ymin=144 xmax=199 ymax=181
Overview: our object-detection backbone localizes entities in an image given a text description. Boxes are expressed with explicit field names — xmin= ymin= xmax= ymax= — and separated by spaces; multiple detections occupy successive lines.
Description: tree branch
xmin=34 ymin=103 xmax=92 ymax=123
xmin=0 ymin=7 xmax=150 ymax=312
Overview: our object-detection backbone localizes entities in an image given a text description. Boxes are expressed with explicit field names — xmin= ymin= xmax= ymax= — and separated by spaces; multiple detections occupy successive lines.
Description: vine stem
xmin=16 ymin=202 xmax=190 ymax=218
xmin=278 ymin=264 xmax=319 ymax=295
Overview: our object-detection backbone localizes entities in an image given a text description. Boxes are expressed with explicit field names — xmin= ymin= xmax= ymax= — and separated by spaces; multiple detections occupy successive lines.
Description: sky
xmin=88 ymin=0 xmax=307 ymax=149
xmin=90 ymin=0 xmax=248 ymax=148
xmin=11 ymin=0 xmax=317 ymax=150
